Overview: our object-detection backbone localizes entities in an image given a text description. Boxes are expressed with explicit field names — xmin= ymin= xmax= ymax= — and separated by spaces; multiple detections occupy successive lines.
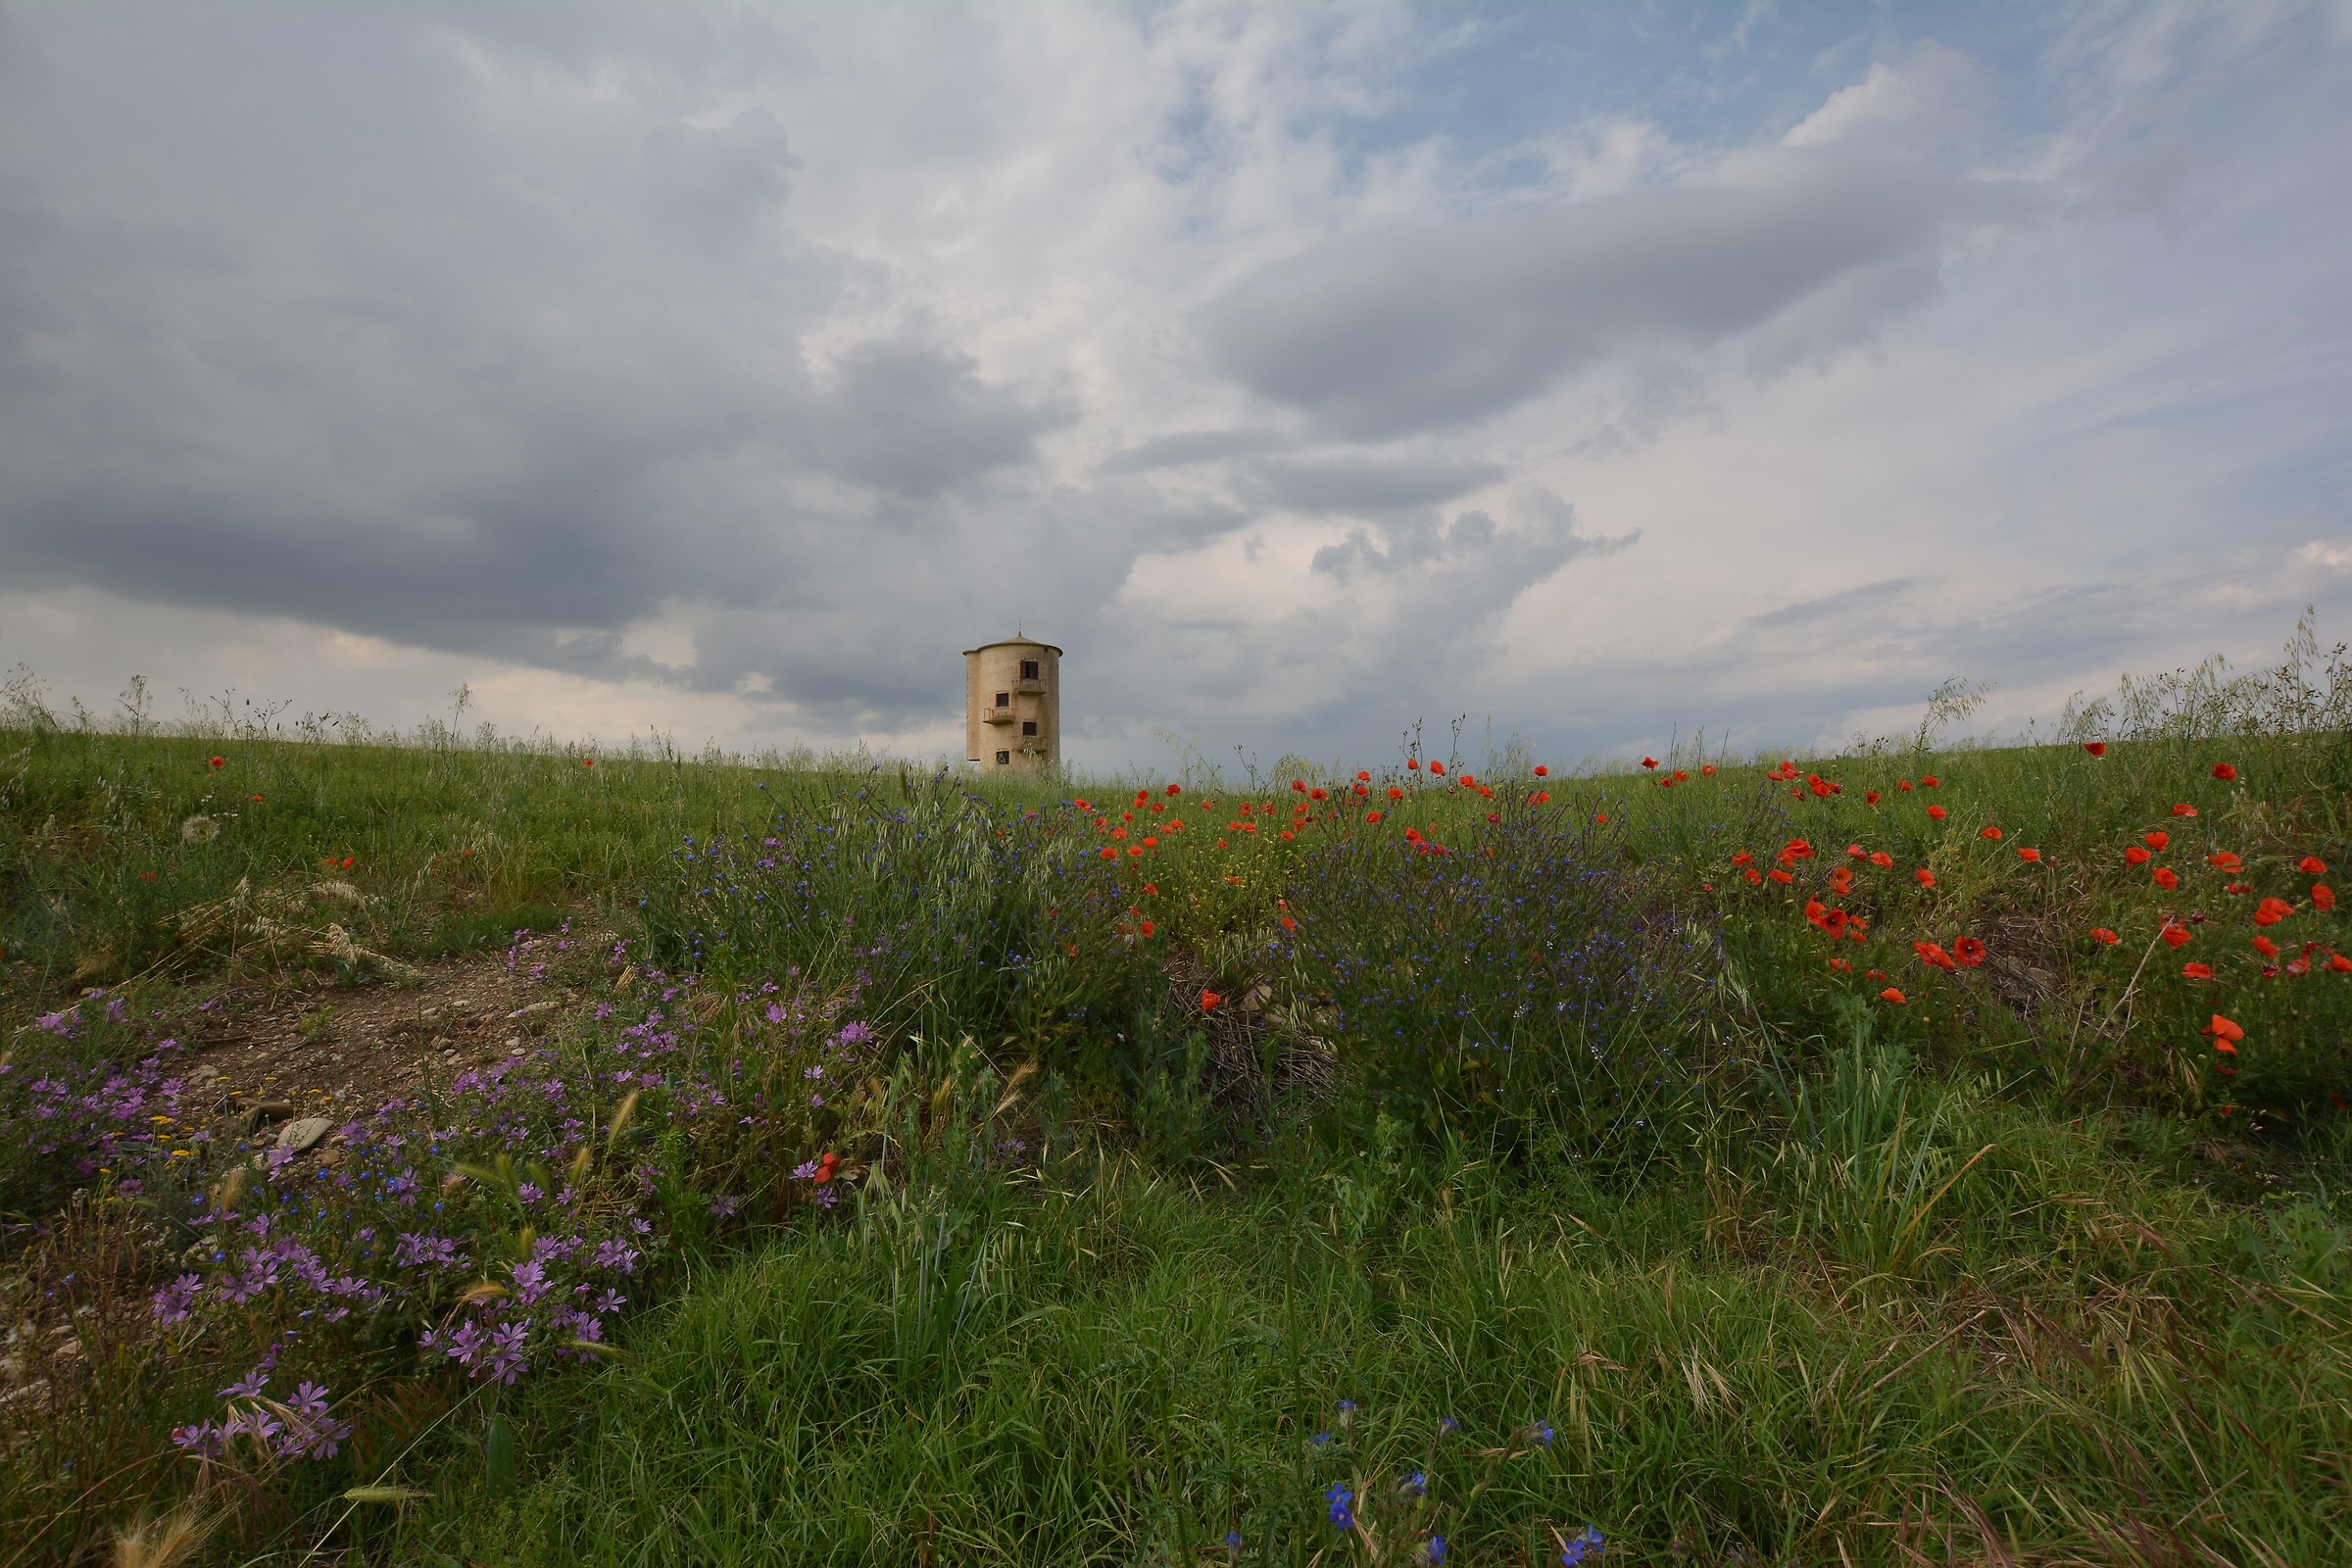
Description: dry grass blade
xmin=111 ymin=1504 xmax=217 ymax=1568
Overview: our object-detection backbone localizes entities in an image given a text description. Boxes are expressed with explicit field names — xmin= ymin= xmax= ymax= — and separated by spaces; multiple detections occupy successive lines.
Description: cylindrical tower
xmin=964 ymin=637 xmax=1061 ymax=773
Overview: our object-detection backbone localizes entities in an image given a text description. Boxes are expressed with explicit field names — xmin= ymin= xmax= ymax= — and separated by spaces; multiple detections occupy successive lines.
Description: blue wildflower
xmin=1325 ymin=1484 xmax=1354 ymax=1531
xmin=1558 ymin=1526 xmax=1604 ymax=1565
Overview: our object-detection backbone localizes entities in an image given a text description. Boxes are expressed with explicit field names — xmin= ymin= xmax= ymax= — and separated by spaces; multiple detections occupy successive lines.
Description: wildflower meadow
xmin=2 ymin=623 xmax=2350 ymax=1565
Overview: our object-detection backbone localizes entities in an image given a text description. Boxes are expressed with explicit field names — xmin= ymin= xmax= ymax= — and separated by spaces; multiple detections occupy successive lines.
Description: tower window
xmin=995 ymin=751 xmax=1010 ymax=765
xmin=994 ymin=691 xmax=1010 ymax=708
xmin=1021 ymin=721 xmax=1038 ymax=736
xmin=1019 ymin=660 xmax=1040 ymax=680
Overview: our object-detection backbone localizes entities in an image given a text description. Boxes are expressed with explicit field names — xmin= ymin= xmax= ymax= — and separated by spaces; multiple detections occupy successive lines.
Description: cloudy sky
xmin=2 ymin=2 xmax=2346 ymax=771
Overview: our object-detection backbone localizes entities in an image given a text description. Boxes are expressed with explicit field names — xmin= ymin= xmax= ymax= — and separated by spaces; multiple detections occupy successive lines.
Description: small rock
xmin=276 ymin=1117 xmax=333 ymax=1152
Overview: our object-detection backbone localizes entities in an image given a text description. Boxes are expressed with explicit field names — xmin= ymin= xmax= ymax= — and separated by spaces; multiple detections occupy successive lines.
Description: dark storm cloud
xmin=1196 ymin=146 xmax=2031 ymax=440
xmin=0 ymin=8 xmax=1071 ymax=723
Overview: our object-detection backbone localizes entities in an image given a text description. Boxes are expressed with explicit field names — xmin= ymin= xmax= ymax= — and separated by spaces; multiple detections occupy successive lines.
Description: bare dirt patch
xmin=172 ymin=956 xmax=591 ymax=1149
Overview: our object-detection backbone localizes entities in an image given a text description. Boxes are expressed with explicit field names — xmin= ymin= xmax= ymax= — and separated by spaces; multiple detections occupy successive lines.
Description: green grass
xmin=419 ymin=1108 xmax=2352 ymax=1566
xmin=4 ymin=627 xmax=2351 ymax=1565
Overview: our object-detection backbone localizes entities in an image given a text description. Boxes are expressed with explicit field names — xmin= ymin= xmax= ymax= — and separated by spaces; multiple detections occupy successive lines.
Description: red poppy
xmin=1769 ymin=869 xmax=1794 ymax=884
xmin=813 ymin=1152 xmax=841 ymax=1184
xmin=1280 ymin=916 xmax=1297 ymax=931
xmin=1980 ymin=825 xmax=2001 ymax=840
xmin=1954 ymin=936 xmax=1985 ymax=967
xmin=1830 ymin=957 xmax=1852 ymax=972
xmin=1167 ymin=784 xmax=1183 ymax=796
xmin=2253 ymin=935 xmax=2279 ymax=958
xmin=1927 ymin=805 xmax=1947 ymax=821
xmin=1140 ymin=920 xmax=1156 ymax=938
xmin=1733 ymin=851 xmax=1753 ymax=865
xmin=1365 ymin=810 xmax=1382 ymax=823
xmin=2092 ymin=927 xmax=2120 ymax=945
xmin=1532 ymin=791 xmax=1550 ymax=804
xmin=2083 ymin=742 xmax=2107 ymax=757
xmin=1142 ymin=883 xmax=1158 ymax=896
xmin=581 ymin=758 xmax=594 ymax=768
xmin=2314 ymin=884 xmax=2337 ymax=911
xmin=1533 ymin=765 xmax=1547 ymax=777
xmin=250 ymin=795 xmax=263 ymax=803
xmin=2172 ymin=804 xmax=2198 ymax=816
xmin=2162 ymin=923 xmax=2191 ymax=949
xmin=2208 ymin=852 xmax=2242 ymax=871
xmin=2181 ymin=962 xmax=2214 ymax=979
xmin=1743 ymin=867 xmax=1763 ymax=885
xmin=2152 ymin=867 xmax=2179 ymax=891
xmin=2019 ymin=848 xmax=2042 ymax=862
xmin=1141 ymin=836 xmax=1159 ymax=849
xmin=1387 ymin=787 xmax=1403 ymax=801
xmin=1880 ymin=987 xmax=1907 ymax=1004
xmin=1914 ymin=868 xmax=1936 ymax=887
xmin=1074 ymin=799 xmax=1092 ymax=811
xmin=2205 ymin=1014 xmax=2244 ymax=1048
xmin=1913 ymin=941 xmax=1955 ymax=970
xmin=2299 ymin=856 xmax=2328 ymax=874
xmin=1309 ymin=788 xmax=1327 ymax=801
xmin=1594 ymin=813 xmax=1608 ymax=822
xmin=2254 ymin=897 xmax=2294 ymax=926
xmin=1870 ymin=852 xmax=1894 ymax=868
xmin=1864 ymin=791 xmax=1881 ymax=804
xmin=1200 ymin=991 xmax=1223 ymax=1011
xmin=1429 ymin=762 xmax=1445 ymax=776
xmin=2143 ymin=832 xmax=2168 ymax=851
xmin=1292 ymin=780 xmax=1306 ymax=793
xmin=1641 ymin=757 xmax=1659 ymax=769
xmin=1100 ymin=848 xmax=1117 ymax=860
xmin=209 ymin=756 xmax=224 ymax=768
xmin=1921 ymin=776 xmax=1940 ymax=788
xmin=1403 ymin=827 xmax=1423 ymax=843
xmin=1898 ymin=780 xmax=1913 ymax=791
xmin=1846 ymin=844 xmax=1865 ymax=858
xmin=1407 ymin=759 xmax=1420 ymax=769
xmin=2212 ymin=763 xmax=2237 ymax=781
xmin=2331 ymin=953 xmax=2352 ymax=973
xmin=1701 ymin=764 xmax=1717 ymax=776
xmin=2125 ymin=847 xmax=2152 ymax=866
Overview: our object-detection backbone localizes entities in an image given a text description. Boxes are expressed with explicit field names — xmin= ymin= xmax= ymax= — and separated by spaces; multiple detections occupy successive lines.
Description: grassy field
xmin=3 ymin=630 xmax=2350 ymax=1566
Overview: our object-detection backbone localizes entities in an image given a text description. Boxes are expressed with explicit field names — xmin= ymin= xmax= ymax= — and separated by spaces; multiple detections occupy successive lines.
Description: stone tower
xmin=964 ymin=637 xmax=1061 ymax=773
